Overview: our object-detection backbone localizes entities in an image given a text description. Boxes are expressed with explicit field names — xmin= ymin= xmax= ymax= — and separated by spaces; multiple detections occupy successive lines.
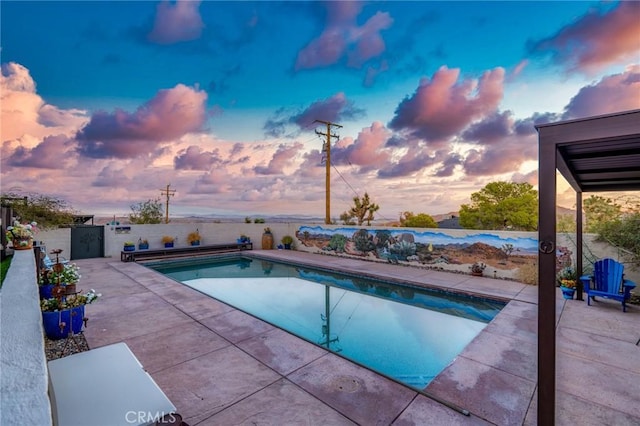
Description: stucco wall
xmin=0 ymin=250 xmax=52 ymax=426
xmin=101 ymin=223 xmax=300 ymax=259
xmin=36 ymin=228 xmax=71 ymax=260
xmin=34 ymin=223 xmax=639 ymax=283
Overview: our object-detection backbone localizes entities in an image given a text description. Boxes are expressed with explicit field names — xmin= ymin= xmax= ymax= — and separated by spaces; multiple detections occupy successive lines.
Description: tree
xmin=129 ymin=198 xmax=163 ymax=224
xmin=583 ymin=195 xmax=622 ymax=233
xmin=593 ymin=195 xmax=640 ymax=266
xmin=339 ymin=212 xmax=356 ymax=225
xmin=557 ymin=214 xmax=577 ymax=233
xmin=598 ymin=212 xmax=640 ymax=266
xmin=342 ymin=192 xmax=380 ymax=226
xmin=459 ymin=182 xmax=538 ymax=231
xmin=1 ymin=191 xmax=74 ymax=228
xmin=399 ymin=211 xmax=438 ymax=228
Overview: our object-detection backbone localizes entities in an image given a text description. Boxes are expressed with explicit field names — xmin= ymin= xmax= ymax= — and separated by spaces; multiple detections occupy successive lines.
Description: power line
xmin=332 ymin=164 xmax=360 ymax=198
xmin=331 ymin=163 xmax=394 ymax=224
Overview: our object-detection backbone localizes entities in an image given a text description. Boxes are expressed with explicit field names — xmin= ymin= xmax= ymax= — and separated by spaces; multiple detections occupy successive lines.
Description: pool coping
xmin=80 ymin=250 xmax=640 ymax=425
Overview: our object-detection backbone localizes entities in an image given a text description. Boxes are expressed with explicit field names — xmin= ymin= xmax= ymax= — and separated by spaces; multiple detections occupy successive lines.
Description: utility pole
xmin=315 ymin=120 xmax=342 ymax=224
xmin=159 ymin=184 xmax=176 ymax=224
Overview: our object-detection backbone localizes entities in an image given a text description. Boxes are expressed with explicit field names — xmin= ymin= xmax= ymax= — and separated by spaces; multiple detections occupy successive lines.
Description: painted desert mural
xmin=295 ymin=226 xmax=571 ymax=282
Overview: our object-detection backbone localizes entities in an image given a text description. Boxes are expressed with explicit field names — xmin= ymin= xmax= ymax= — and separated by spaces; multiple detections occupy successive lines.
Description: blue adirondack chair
xmin=579 ymin=258 xmax=636 ymax=312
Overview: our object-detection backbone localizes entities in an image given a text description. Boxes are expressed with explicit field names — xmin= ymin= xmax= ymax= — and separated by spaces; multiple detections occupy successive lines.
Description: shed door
xmin=70 ymin=226 xmax=104 ymax=260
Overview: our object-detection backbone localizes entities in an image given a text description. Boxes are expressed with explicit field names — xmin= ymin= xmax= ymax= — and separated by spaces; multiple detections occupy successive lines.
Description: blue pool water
xmin=150 ymin=256 xmax=504 ymax=389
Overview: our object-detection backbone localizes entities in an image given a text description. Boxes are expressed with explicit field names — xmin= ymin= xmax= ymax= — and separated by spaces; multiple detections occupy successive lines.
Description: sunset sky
xmin=2 ymin=1 xmax=639 ymax=221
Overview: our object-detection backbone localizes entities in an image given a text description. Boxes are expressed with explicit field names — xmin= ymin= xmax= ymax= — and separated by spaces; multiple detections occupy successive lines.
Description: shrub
xmin=517 ymin=261 xmax=538 ymax=285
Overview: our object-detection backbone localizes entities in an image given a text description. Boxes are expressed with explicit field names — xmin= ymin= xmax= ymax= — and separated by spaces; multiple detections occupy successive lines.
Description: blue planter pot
xmin=560 ymin=286 xmax=575 ymax=300
xmin=39 ymin=284 xmax=54 ymax=299
xmin=42 ymin=306 xmax=85 ymax=340
xmin=164 ymin=242 xmax=174 ymax=248
xmin=190 ymin=241 xmax=200 ymax=246
xmin=138 ymin=243 xmax=149 ymax=250
xmin=123 ymin=245 xmax=135 ymax=252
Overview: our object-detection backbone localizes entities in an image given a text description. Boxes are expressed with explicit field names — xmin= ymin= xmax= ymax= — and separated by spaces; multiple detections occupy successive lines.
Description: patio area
xmin=77 ymin=250 xmax=640 ymax=425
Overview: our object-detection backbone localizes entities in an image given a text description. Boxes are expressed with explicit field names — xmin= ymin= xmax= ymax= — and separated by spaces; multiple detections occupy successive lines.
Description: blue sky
xmin=1 ymin=1 xmax=639 ymax=220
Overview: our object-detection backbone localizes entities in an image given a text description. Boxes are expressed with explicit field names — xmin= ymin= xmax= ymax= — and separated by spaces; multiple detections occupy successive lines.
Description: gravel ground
xmin=45 ymin=333 xmax=90 ymax=361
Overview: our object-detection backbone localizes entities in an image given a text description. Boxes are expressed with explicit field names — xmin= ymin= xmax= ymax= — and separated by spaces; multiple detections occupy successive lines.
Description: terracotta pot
xmin=12 ymin=238 xmax=33 ymax=250
xmin=261 ymin=233 xmax=273 ymax=250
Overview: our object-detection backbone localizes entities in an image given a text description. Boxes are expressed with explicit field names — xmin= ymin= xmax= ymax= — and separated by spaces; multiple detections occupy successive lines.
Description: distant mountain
xmin=95 ymin=206 xmax=577 ymax=226
xmin=431 ymin=211 xmax=460 ymax=222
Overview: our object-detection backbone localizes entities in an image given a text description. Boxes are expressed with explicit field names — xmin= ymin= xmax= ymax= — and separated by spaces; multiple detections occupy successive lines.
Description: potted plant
xmin=470 ymin=262 xmax=486 ymax=277
xmin=123 ymin=241 xmax=135 ymax=252
xmin=557 ymin=267 xmax=577 ymax=299
xmin=187 ymin=230 xmax=201 ymax=246
xmin=5 ymin=220 xmax=38 ymax=250
xmin=138 ymin=238 xmax=149 ymax=250
xmin=162 ymin=235 xmax=175 ymax=248
xmin=281 ymin=235 xmax=294 ymax=250
xmin=237 ymin=234 xmax=250 ymax=244
xmin=262 ymin=227 xmax=273 ymax=250
xmin=41 ymin=289 xmax=100 ymax=340
xmin=41 ymin=263 xmax=81 ymax=298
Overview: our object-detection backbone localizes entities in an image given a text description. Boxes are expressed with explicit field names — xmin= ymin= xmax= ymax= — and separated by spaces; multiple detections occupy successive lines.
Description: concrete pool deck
xmin=78 ymin=251 xmax=640 ymax=425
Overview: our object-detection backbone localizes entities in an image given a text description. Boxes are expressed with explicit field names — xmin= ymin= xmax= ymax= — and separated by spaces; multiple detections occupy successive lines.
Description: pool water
xmin=151 ymin=256 xmax=504 ymax=389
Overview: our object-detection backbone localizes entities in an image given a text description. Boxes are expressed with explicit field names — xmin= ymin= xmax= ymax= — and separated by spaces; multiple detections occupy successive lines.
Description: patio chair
xmin=579 ymin=258 xmax=636 ymax=312
xmin=42 ymin=253 xmax=69 ymax=269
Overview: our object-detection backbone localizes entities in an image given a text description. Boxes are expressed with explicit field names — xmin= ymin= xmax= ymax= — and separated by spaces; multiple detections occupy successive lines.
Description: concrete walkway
xmin=77 ymin=251 xmax=640 ymax=425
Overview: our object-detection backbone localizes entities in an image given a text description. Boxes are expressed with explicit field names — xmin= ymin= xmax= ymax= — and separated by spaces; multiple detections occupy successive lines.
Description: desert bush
xmin=517 ymin=260 xmax=538 ymax=285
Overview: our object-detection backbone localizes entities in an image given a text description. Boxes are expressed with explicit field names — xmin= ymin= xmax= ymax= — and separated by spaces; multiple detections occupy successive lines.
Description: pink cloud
xmin=264 ymin=92 xmax=365 ymax=136
xmin=295 ymin=29 xmax=347 ymax=70
xmin=174 ymin=145 xmax=223 ymax=170
xmin=294 ymin=148 xmax=326 ymax=179
xmin=363 ymin=60 xmax=389 ymax=87
xmin=511 ymin=170 xmax=538 ymax=187
xmin=76 ymin=84 xmax=207 ymax=159
xmin=562 ymin=65 xmax=640 ymax=119
xmin=293 ymin=92 xmax=365 ymax=129
xmin=295 ymin=3 xmax=392 ymax=70
xmin=1 ymin=62 xmax=35 ymax=92
xmin=529 ymin=2 xmax=640 ymax=73
xmin=458 ymin=110 xmax=538 ymax=176
xmin=92 ymin=165 xmax=131 ymax=187
xmin=463 ymin=142 xmax=536 ymax=177
xmin=377 ymin=146 xmax=440 ymax=178
xmin=507 ymin=60 xmax=528 ymax=82
xmin=191 ymin=169 xmax=233 ymax=194
xmin=1 ymin=62 xmax=87 ymax=141
xmin=462 ymin=111 xmax=514 ymax=144
xmin=389 ymin=66 xmax=505 ymax=143
xmin=147 ymin=0 xmax=204 ymax=44
xmin=348 ymin=11 xmax=394 ymax=68
xmin=462 ymin=129 xmax=538 ymax=177
xmin=5 ymin=134 xmax=74 ymax=169
xmin=254 ymin=142 xmax=303 ymax=175
xmin=331 ymin=121 xmax=391 ymax=171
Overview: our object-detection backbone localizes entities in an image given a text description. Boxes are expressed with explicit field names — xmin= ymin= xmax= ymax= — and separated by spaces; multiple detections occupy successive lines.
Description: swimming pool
xmin=150 ymin=256 xmax=504 ymax=390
